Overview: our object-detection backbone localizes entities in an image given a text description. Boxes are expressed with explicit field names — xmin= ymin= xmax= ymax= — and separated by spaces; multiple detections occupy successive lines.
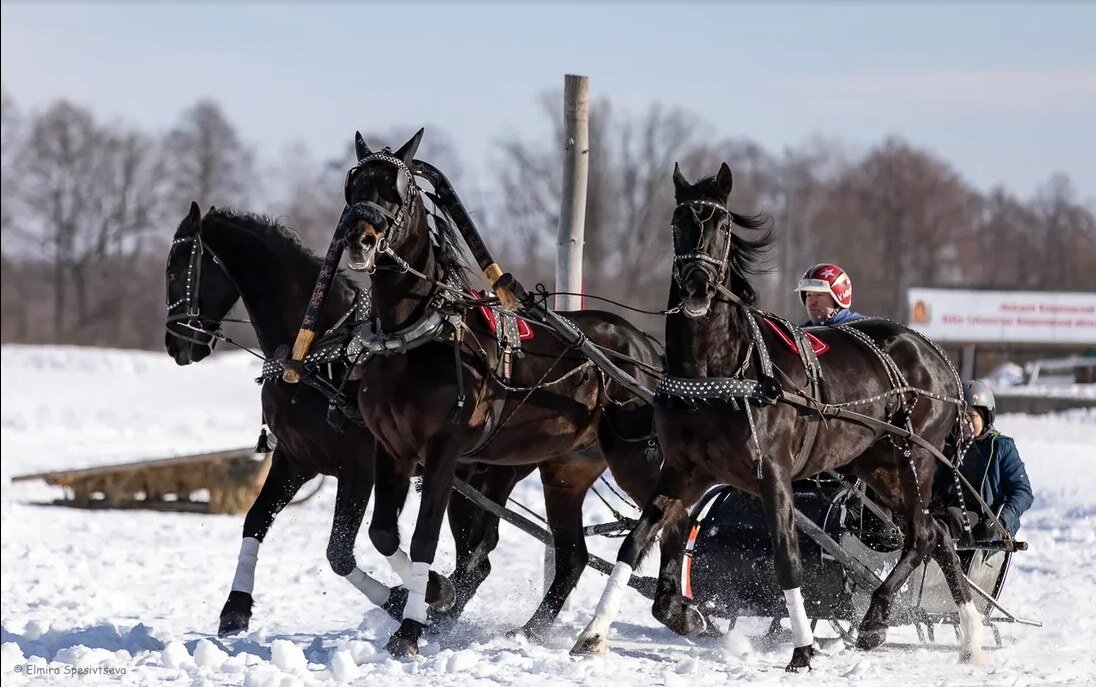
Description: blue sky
xmin=2 ymin=1 xmax=1094 ymax=199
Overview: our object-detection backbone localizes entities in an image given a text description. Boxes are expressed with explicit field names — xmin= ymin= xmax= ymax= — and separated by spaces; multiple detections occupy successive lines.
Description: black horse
xmin=164 ymin=202 xmax=456 ymax=636
xmin=571 ymin=163 xmax=985 ymax=671
xmin=163 ymin=201 xmax=700 ymax=646
xmin=341 ymin=130 xmax=706 ymax=657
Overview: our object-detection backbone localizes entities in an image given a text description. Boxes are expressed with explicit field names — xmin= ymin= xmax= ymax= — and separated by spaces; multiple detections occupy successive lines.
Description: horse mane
xmin=204 ymin=207 xmax=357 ymax=294
xmin=691 ymin=173 xmax=776 ymax=307
xmin=420 ymin=195 xmax=474 ymax=291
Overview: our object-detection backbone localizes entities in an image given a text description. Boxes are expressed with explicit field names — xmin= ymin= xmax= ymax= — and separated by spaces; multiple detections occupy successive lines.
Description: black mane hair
xmin=691 ymin=173 xmax=776 ymax=306
xmin=204 ymin=207 xmax=358 ymax=294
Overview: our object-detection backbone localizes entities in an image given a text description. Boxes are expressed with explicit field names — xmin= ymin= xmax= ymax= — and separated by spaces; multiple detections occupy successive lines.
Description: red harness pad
xmin=763 ymin=317 xmax=830 ymax=356
xmin=470 ymin=290 xmax=535 ymax=340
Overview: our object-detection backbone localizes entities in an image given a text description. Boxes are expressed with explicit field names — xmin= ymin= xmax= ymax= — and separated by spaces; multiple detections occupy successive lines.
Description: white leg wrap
xmin=958 ymin=601 xmax=986 ymax=661
xmin=403 ymin=562 xmax=431 ymax=624
xmin=230 ymin=537 xmax=261 ymax=594
xmin=386 ymin=550 xmax=412 ymax=582
xmin=346 ymin=567 xmax=391 ymax=607
xmin=783 ymin=588 xmax=814 ymax=647
xmin=585 ymin=562 xmax=632 ymax=636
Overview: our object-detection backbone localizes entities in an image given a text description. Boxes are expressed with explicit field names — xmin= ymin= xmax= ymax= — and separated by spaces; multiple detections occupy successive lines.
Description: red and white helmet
xmin=796 ymin=263 xmax=853 ymax=309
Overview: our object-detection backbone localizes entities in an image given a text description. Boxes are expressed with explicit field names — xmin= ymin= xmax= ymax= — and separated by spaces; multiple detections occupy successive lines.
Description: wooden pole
xmin=556 ymin=74 xmax=590 ymax=312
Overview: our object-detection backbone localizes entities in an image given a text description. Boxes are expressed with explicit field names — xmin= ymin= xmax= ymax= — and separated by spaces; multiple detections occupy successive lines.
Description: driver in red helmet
xmin=796 ymin=263 xmax=865 ymax=327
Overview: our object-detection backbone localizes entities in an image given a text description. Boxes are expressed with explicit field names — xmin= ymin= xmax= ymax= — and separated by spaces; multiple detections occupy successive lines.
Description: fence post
xmin=556 ymin=74 xmax=590 ymax=311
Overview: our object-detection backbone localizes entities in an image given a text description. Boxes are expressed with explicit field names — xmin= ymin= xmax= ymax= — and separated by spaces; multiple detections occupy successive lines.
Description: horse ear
xmin=354 ymin=131 xmax=372 ymax=161
xmin=395 ymin=128 xmax=424 ymax=164
xmin=673 ymin=162 xmax=690 ymax=193
xmin=716 ymin=162 xmax=733 ymax=199
xmin=184 ymin=201 xmax=202 ymax=234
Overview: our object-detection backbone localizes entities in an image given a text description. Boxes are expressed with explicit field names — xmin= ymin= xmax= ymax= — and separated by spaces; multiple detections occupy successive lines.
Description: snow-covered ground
xmin=2 ymin=345 xmax=1094 ymax=686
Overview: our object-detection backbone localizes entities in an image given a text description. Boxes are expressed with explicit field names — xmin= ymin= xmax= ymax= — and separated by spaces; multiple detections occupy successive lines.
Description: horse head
xmin=670 ymin=162 xmax=736 ymax=318
xmin=164 ymin=202 xmax=241 ymax=364
xmin=342 ymin=129 xmax=425 ymax=272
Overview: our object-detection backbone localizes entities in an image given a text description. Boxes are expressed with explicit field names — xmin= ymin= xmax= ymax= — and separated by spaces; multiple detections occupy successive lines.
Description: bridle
xmin=165 ymin=234 xmax=246 ymax=352
xmin=671 ymin=198 xmax=734 ymax=296
xmin=343 ymin=149 xmax=420 ymax=250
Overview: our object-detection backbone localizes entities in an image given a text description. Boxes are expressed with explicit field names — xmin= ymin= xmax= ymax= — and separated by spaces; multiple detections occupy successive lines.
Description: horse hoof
xmin=385 ymin=635 xmax=419 ymax=658
xmin=426 ymin=571 xmax=456 ymax=612
xmin=385 ymin=619 xmax=425 ymax=658
xmin=785 ymin=645 xmax=814 ymax=672
xmin=570 ymin=632 xmax=608 ymax=655
xmin=656 ymin=600 xmax=709 ymax=638
xmin=217 ymin=613 xmax=250 ymax=637
xmin=855 ymin=625 xmax=886 ymax=651
xmin=507 ymin=625 xmax=548 ymax=645
xmin=217 ymin=591 xmax=253 ymax=637
xmin=677 ymin=605 xmax=709 ymax=637
xmin=959 ymin=648 xmax=988 ymax=667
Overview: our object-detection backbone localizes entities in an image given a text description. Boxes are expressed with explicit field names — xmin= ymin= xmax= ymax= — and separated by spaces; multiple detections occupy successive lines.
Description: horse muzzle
xmin=347 ymin=226 xmax=385 ymax=272
xmin=679 ymin=263 xmax=716 ymax=318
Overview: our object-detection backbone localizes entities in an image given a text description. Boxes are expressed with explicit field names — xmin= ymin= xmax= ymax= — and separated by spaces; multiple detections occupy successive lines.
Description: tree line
xmin=2 ymin=86 xmax=1093 ymax=350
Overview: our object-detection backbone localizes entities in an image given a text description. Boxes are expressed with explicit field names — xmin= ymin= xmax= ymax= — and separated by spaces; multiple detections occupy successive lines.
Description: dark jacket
xmin=801 ymin=308 xmax=865 ymax=328
xmin=933 ymin=430 xmax=1034 ymax=535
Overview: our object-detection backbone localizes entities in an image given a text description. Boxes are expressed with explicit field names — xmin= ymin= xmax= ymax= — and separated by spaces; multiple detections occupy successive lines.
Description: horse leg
xmin=436 ymin=464 xmax=527 ymax=627
xmin=571 ymin=462 xmax=700 ymax=655
xmin=367 ymin=446 xmax=454 ymax=619
xmin=928 ymin=517 xmax=986 ymax=664
xmin=326 ymin=461 xmax=394 ymax=614
xmin=514 ymin=458 xmax=601 ymax=641
xmin=758 ymin=469 xmax=815 ymax=672
xmin=651 ymin=498 xmax=711 ymax=637
xmin=856 ymin=448 xmax=938 ymax=653
xmin=219 ymin=447 xmax=313 ymax=637
xmin=385 ymin=437 xmax=460 ymax=657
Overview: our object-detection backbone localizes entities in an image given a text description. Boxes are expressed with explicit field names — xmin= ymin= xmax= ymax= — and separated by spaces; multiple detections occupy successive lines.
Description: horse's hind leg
xmin=515 ymin=457 xmax=602 ymax=641
xmin=219 ymin=447 xmax=313 ymax=637
xmin=571 ymin=462 xmax=705 ymax=655
xmin=437 ymin=464 xmax=528 ymax=626
xmin=326 ymin=458 xmax=394 ymax=615
xmin=928 ymin=518 xmax=986 ymax=664
xmin=856 ymin=447 xmax=938 ymax=652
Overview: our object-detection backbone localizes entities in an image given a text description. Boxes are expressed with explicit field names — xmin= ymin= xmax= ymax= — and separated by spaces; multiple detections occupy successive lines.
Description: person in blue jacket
xmin=934 ymin=380 xmax=1034 ymax=540
xmin=795 ymin=263 xmax=866 ymax=327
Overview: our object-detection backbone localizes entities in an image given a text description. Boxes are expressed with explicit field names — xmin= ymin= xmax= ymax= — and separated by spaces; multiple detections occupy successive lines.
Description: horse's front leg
xmin=758 ymin=466 xmax=814 ymax=672
xmin=435 ymin=464 xmax=528 ymax=628
xmin=219 ymin=447 xmax=313 ymax=637
xmin=326 ymin=456 xmax=393 ymax=612
xmin=651 ymin=500 xmax=714 ymax=637
xmin=385 ymin=435 xmax=460 ymax=657
xmin=571 ymin=462 xmax=699 ymax=655
xmin=367 ymin=444 xmax=454 ymax=620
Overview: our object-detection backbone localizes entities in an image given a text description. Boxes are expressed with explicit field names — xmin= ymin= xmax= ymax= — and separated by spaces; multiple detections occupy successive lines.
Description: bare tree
xmin=162 ymin=100 xmax=254 ymax=215
xmin=1 ymin=86 xmax=22 ymax=244
xmin=17 ymin=101 xmax=165 ymax=342
xmin=1031 ymin=174 xmax=1096 ymax=290
xmin=494 ymin=95 xmax=734 ymax=332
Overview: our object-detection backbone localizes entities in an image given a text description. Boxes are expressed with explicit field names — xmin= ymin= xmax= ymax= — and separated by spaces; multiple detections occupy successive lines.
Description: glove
xmin=971 ymin=519 xmax=1003 ymax=541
